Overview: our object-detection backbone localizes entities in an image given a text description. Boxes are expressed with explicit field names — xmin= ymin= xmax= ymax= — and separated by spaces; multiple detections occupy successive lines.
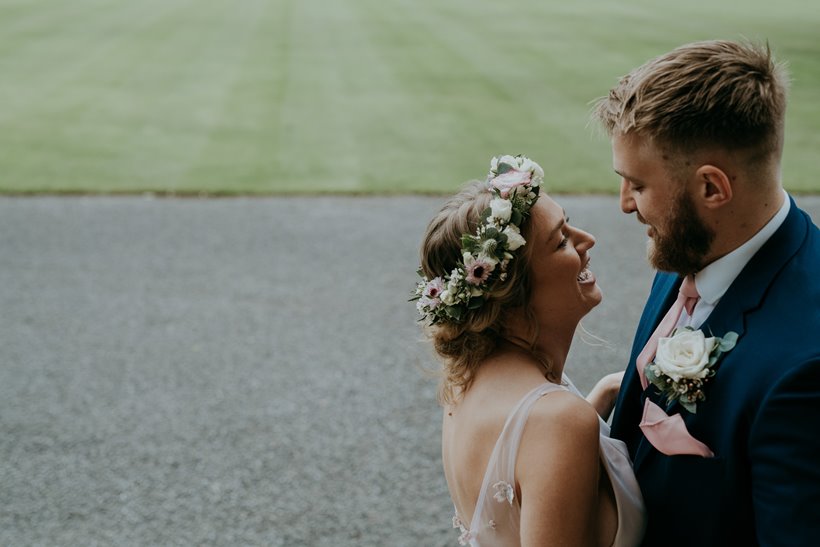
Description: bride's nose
xmin=574 ymin=227 xmax=596 ymax=253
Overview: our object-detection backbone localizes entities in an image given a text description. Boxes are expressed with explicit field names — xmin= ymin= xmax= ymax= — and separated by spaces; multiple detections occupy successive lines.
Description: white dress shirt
xmin=679 ymin=190 xmax=791 ymax=329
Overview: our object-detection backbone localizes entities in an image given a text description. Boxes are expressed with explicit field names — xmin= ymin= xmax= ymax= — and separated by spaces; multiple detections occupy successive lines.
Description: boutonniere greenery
xmin=645 ymin=327 xmax=738 ymax=413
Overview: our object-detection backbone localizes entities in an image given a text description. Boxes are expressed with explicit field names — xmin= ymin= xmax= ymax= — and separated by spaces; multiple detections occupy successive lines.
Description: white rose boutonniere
xmin=645 ymin=327 xmax=738 ymax=413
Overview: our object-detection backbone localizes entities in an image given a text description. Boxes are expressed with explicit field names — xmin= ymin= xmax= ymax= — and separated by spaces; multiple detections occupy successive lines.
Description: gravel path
xmin=1 ymin=195 xmax=817 ymax=546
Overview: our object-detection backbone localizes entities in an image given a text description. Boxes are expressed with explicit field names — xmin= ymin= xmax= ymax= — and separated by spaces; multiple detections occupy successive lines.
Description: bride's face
xmin=526 ymin=196 xmax=602 ymax=320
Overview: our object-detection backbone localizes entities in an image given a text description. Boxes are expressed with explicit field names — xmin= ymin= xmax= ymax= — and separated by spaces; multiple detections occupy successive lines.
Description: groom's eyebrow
xmin=614 ymin=169 xmax=642 ymax=183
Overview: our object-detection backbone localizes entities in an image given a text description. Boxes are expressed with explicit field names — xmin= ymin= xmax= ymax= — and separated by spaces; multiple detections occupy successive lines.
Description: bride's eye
xmin=557 ymin=235 xmax=569 ymax=249
xmin=556 ymin=217 xmax=570 ymax=249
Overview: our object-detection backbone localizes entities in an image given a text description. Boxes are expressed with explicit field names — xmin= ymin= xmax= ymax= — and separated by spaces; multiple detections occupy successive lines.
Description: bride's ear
xmin=695 ymin=164 xmax=733 ymax=209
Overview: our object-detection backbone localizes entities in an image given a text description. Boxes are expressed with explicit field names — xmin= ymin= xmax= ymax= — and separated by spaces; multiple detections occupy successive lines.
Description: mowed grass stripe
xmin=777 ymin=28 xmax=820 ymax=194
xmin=55 ymin=0 xmax=228 ymax=192
xmin=387 ymin=0 xmax=612 ymax=191
xmin=274 ymin=0 xmax=367 ymax=192
xmin=1 ymin=0 xmax=200 ymax=191
xmin=0 ymin=1 xmax=166 ymax=127
xmin=0 ymin=0 xmax=817 ymax=194
xmin=127 ymin=0 xmax=274 ymax=193
xmin=180 ymin=0 xmax=299 ymax=194
xmin=388 ymin=0 xmax=819 ymax=193
xmin=347 ymin=0 xmax=559 ymax=192
xmin=0 ymin=0 xmax=266 ymax=192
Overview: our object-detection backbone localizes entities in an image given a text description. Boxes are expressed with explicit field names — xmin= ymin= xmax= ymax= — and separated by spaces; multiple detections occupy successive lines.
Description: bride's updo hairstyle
xmin=417 ymin=159 xmax=543 ymax=403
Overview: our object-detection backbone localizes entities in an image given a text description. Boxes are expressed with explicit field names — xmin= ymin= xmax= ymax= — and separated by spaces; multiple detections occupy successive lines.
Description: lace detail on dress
xmin=492 ymin=481 xmax=514 ymax=505
xmin=452 ymin=514 xmax=472 ymax=545
xmin=453 ymin=511 xmax=502 ymax=545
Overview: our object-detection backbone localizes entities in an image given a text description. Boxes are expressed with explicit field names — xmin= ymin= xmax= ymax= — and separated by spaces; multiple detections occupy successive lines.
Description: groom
xmin=594 ymin=40 xmax=820 ymax=545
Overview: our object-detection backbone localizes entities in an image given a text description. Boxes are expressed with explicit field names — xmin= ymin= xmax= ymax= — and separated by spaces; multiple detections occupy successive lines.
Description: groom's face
xmin=611 ymin=134 xmax=715 ymax=274
xmin=649 ymin=190 xmax=715 ymax=274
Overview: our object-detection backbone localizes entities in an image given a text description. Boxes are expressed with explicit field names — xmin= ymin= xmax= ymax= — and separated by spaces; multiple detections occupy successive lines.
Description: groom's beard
xmin=647 ymin=192 xmax=715 ymax=275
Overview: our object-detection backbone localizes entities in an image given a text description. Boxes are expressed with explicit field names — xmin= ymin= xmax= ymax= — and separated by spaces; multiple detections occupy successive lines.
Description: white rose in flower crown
xmin=493 ymin=155 xmax=518 ymax=170
xmin=532 ymin=162 xmax=544 ymax=181
xmin=515 ymin=156 xmax=532 ymax=170
xmin=490 ymin=197 xmax=513 ymax=222
xmin=502 ymin=224 xmax=526 ymax=250
xmin=654 ymin=329 xmax=718 ymax=382
xmin=515 ymin=157 xmax=544 ymax=181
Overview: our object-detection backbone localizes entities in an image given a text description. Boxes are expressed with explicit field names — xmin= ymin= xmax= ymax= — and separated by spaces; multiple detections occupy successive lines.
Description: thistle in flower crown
xmin=411 ymin=155 xmax=544 ymax=325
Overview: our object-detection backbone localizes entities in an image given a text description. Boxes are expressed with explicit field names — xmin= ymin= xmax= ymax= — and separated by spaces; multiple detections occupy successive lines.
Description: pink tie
xmin=636 ymin=275 xmax=699 ymax=389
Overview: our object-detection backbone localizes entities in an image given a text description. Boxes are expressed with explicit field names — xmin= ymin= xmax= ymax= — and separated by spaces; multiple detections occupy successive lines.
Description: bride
xmin=413 ymin=155 xmax=645 ymax=546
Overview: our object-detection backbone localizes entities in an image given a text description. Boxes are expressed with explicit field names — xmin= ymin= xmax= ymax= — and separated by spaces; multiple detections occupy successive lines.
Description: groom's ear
xmin=695 ymin=164 xmax=733 ymax=209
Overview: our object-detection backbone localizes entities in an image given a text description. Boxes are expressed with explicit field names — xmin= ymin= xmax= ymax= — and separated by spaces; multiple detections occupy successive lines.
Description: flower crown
xmin=412 ymin=154 xmax=543 ymax=325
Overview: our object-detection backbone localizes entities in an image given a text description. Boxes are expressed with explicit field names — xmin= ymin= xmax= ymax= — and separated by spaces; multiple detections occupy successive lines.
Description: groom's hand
xmin=586 ymin=371 xmax=625 ymax=420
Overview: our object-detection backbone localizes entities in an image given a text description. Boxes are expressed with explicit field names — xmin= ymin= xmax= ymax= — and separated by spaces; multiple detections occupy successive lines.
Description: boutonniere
xmin=645 ymin=327 xmax=738 ymax=413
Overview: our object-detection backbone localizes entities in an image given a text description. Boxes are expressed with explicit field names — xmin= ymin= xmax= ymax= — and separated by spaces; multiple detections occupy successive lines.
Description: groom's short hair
xmin=593 ymin=40 xmax=789 ymax=161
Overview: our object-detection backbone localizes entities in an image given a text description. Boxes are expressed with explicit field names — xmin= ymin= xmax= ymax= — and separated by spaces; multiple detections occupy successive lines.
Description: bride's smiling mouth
xmin=577 ymin=259 xmax=595 ymax=284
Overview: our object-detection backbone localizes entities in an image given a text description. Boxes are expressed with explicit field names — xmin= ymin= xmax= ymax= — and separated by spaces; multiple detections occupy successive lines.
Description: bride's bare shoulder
xmin=518 ymin=390 xmax=600 ymax=462
xmin=530 ymin=389 xmax=599 ymax=430
xmin=515 ymin=390 xmax=602 ymax=541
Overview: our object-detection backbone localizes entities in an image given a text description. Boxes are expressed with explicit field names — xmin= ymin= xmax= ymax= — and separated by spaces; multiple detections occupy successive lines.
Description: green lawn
xmin=0 ymin=0 xmax=817 ymax=194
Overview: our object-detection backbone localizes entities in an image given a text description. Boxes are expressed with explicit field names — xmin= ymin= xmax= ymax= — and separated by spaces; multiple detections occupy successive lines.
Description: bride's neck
xmin=501 ymin=306 xmax=582 ymax=380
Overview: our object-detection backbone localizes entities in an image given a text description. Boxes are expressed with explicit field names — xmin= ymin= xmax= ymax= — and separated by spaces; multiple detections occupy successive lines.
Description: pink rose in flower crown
xmin=489 ymin=169 xmax=532 ymax=198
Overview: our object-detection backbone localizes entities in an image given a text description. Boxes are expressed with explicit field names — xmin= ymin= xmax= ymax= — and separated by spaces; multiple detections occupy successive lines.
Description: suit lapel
xmin=615 ymin=274 xmax=681 ymax=410
xmin=632 ymin=197 xmax=809 ymax=469
xmin=701 ymin=197 xmax=807 ymax=340
xmin=618 ymin=273 xmax=681 ymax=467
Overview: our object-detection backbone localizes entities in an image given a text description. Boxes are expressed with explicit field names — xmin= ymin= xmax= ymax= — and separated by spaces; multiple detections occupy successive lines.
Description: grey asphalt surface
xmin=2 ymin=195 xmax=818 ymax=546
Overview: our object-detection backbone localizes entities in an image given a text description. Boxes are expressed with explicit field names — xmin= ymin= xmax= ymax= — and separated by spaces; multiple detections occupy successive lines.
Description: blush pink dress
xmin=451 ymin=378 xmax=646 ymax=546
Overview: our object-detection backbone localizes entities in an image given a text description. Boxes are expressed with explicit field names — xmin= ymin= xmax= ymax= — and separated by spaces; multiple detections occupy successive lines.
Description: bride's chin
xmin=584 ymin=285 xmax=604 ymax=311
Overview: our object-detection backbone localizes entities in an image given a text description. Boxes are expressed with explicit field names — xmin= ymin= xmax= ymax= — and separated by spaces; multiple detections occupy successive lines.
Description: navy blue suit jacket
xmin=611 ymin=197 xmax=820 ymax=546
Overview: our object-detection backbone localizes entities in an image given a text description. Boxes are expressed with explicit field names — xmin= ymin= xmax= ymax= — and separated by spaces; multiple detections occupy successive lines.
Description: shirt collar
xmin=694 ymin=190 xmax=790 ymax=305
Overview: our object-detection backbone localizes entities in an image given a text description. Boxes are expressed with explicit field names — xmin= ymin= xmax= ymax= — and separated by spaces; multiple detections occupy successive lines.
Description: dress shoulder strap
xmin=467 ymin=381 xmax=568 ymax=540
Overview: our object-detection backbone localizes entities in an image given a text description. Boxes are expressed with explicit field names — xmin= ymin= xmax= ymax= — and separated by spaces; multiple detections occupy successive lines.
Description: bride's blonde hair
xmin=419 ymin=180 xmax=542 ymax=404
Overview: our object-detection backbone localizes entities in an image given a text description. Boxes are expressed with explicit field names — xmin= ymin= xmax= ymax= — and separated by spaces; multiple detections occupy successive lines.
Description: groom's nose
xmin=619 ymin=179 xmax=637 ymax=214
